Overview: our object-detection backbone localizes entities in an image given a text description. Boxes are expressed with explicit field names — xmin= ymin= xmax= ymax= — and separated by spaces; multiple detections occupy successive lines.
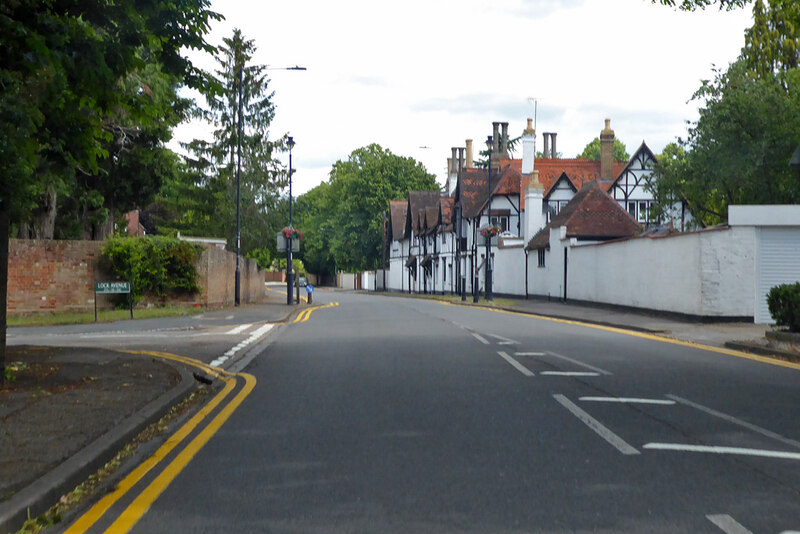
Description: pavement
xmin=0 ymin=288 xmax=794 ymax=533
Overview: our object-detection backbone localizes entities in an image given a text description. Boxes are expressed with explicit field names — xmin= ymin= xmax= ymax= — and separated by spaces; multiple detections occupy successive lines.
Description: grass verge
xmin=7 ymin=307 xmax=205 ymax=328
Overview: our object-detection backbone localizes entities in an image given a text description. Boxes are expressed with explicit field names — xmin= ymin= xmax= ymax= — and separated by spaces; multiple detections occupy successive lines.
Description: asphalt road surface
xmin=62 ymin=290 xmax=800 ymax=533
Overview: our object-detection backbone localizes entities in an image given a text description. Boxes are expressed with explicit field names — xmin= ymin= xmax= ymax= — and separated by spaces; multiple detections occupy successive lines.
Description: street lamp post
xmin=235 ymin=65 xmax=243 ymax=307
xmin=485 ymin=135 xmax=493 ymax=302
xmin=286 ymin=136 xmax=295 ymax=305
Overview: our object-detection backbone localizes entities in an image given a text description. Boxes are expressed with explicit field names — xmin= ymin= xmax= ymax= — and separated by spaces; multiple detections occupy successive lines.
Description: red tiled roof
xmin=526 ymin=181 xmax=641 ymax=250
xmin=440 ymin=197 xmax=454 ymax=232
xmin=457 ymin=166 xmax=521 ymax=219
xmin=500 ymin=158 xmax=627 ymax=197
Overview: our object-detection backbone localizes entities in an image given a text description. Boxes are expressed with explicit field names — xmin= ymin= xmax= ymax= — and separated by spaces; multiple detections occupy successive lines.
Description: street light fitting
xmin=287 ymin=136 xmax=295 ymax=150
xmin=486 ymin=135 xmax=493 ymax=150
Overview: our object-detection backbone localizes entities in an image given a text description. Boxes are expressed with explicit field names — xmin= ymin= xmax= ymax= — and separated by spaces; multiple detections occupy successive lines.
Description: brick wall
xmin=8 ymin=240 xmax=104 ymax=314
xmin=7 ymin=239 xmax=266 ymax=315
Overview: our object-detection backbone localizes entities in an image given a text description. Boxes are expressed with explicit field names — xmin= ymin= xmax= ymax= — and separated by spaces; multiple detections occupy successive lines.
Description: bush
xmin=767 ymin=282 xmax=800 ymax=332
xmin=100 ymin=236 xmax=203 ymax=300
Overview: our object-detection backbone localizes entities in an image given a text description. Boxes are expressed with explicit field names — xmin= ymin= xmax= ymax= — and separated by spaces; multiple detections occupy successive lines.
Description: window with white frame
xmin=490 ymin=215 xmax=509 ymax=232
xmin=546 ymin=201 xmax=568 ymax=223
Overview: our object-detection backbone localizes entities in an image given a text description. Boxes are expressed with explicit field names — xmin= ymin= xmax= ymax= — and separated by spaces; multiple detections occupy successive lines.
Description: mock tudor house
xmin=386 ymin=117 xmax=687 ymax=298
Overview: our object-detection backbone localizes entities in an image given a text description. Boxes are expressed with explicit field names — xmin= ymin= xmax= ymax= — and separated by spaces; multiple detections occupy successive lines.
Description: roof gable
xmin=389 ymin=200 xmax=407 ymax=241
xmin=526 ymin=181 xmax=641 ymax=250
xmin=407 ymin=190 xmax=440 ymax=235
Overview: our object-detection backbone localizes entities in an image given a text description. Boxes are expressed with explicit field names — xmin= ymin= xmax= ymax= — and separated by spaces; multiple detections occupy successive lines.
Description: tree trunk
xmin=15 ymin=189 xmax=57 ymax=239
xmin=0 ymin=201 xmax=8 ymax=382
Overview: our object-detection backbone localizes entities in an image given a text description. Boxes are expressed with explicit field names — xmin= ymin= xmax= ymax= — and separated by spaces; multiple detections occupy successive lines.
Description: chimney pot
xmin=551 ymin=132 xmax=557 ymax=159
xmin=465 ymin=139 xmax=473 ymax=169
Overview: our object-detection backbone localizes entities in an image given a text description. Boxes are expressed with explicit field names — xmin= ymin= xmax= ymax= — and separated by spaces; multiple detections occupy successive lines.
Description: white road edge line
xmin=497 ymin=351 xmax=535 ymax=377
xmin=514 ymin=352 xmax=546 ymax=356
xmin=541 ymin=371 xmax=600 ymax=377
xmin=545 ymin=351 xmax=612 ymax=376
xmin=706 ymin=514 xmax=753 ymax=534
xmin=471 ymin=332 xmax=490 ymax=345
xmin=553 ymin=394 xmax=640 ymax=455
xmin=225 ymin=323 xmax=252 ymax=335
xmin=667 ymin=394 xmax=800 ymax=450
xmin=643 ymin=443 xmax=800 ymax=461
xmin=579 ymin=397 xmax=676 ymax=405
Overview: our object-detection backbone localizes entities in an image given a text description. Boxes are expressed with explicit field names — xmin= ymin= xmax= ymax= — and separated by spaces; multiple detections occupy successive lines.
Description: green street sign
xmin=94 ymin=281 xmax=131 ymax=294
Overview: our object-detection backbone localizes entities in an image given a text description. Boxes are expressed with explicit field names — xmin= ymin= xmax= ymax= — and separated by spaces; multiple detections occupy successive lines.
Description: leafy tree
xmin=296 ymin=145 xmax=438 ymax=273
xmin=651 ymin=61 xmax=800 ymax=226
xmin=293 ymin=183 xmax=336 ymax=276
xmin=743 ymin=0 xmax=800 ymax=82
xmin=653 ymin=0 xmax=749 ymax=10
xmin=577 ymin=138 xmax=630 ymax=162
xmin=653 ymin=0 xmax=799 ymax=82
xmin=169 ymin=29 xmax=287 ymax=257
xmin=0 ymin=0 xmax=219 ymax=381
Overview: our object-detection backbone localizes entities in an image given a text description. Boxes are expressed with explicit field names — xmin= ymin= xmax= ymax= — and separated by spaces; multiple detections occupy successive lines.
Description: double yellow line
xmin=293 ymin=301 xmax=339 ymax=323
xmin=65 ymin=351 xmax=256 ymax=533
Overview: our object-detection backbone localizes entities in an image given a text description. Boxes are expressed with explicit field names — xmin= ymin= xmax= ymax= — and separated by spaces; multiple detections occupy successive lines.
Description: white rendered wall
xmin=565 ymin=226 xmax=755 ymax=317
xmin=491 ymin=244 xmax=526 ymax=296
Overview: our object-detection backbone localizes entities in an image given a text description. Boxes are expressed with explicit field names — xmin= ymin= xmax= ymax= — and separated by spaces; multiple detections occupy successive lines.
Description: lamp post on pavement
xmin=485 ymin=135 xmax=493 ymax=302
xmin=286 ymin=136 xmax=296 ymax=305
xmin=235 ymin=65 xmax=243 ymax=306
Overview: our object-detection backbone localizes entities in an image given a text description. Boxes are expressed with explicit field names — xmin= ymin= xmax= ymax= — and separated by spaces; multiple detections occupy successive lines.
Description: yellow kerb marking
xmin=64 ymin=351 xmax=255 ymax=533
xmin=439 ymin=301 xmax=800 ymax=371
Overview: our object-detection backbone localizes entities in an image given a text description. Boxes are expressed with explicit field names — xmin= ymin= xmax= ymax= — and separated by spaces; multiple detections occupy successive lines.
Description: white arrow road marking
xmin=553 ymin=394 xmax=639 ymax=455
xmin=706 ymin=514 xmax=752 ymax=534
xmin=497 ymin=351 xmax=535 ymax=377
xmin=514 ymin=352 xmax=546 ymax=356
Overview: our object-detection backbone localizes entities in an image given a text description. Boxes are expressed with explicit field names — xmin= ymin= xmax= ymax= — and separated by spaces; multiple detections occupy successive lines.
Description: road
xmin=52 ymin=290 xmax=800 ymax=533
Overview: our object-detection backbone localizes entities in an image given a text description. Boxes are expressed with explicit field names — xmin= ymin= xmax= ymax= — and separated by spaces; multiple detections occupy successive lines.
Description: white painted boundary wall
xmin=492 ymin=241 xmax=526 ymax=296
xmin=339 ymin=272 xmax=356 ymax=290
xmin=567 ymin=226 xmax=756 ymax=318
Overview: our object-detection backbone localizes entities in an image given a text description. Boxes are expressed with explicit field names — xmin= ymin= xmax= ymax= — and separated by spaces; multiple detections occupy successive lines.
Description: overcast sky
xmin=172 ymin=0 xmax=753 ymax=196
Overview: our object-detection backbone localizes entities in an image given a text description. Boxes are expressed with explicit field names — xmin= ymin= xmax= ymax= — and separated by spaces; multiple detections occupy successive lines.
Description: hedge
xmin=767 ymin=282 xmax=800 ymax=332
xmin=100 ymin=236 xmax=203 ymax=300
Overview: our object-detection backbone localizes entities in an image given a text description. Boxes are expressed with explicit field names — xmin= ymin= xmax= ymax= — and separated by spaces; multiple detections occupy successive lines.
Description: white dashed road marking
xmin=706 ymin=514 xmax=752 ymax=534
xmin=667 ymin=394 xmax=800 ymax=450
xmin=497 ymin=351 xmax=535 ymax=377
xmin=225 ymin=324 xmax=252 ymax=335
xmin=643 ymin=443 xmax=800 ymax=461
xmin=210 ymin=323 xmax=274 ymax=368
xmin=579 ymin=397 xmax=676 ymax=405
xmin=553 ymin=394 xmax=640 ymax=455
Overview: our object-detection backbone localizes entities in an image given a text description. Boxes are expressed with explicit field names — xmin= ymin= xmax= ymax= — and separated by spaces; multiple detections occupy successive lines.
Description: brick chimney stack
xmin=601 ymin=118 xmax=615 ymax=181
xmin=465 ymin=139 xmax=473 ymax=169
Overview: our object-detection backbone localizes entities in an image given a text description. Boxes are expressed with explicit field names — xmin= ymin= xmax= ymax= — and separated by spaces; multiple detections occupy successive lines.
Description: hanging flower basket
xmin=480 ymin=225 xmax=501 ymax=238
xmin=282 ymin=227 xmax=303 ymax=241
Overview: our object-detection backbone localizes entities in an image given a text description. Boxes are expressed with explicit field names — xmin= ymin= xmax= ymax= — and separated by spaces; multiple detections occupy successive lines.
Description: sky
xmin=171 ymin=0 xmax=754 ymax=196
